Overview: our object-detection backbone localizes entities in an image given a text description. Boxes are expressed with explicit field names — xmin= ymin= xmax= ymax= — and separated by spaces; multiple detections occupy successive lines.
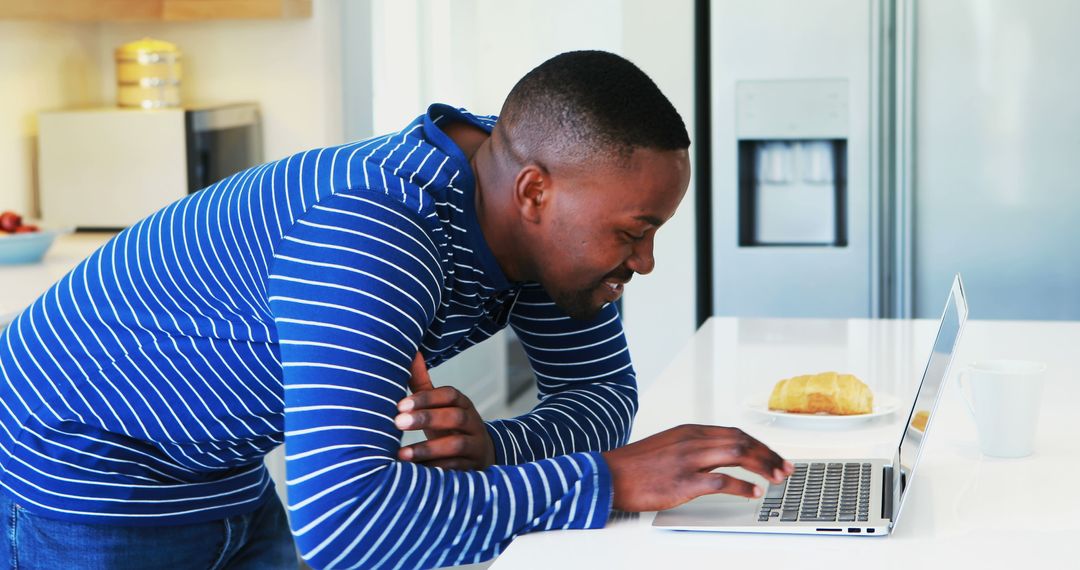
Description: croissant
xmin=768 ymin=372 xmax=873 ymax=415
xmin=911 ymin=410 xmax=930 ymax=432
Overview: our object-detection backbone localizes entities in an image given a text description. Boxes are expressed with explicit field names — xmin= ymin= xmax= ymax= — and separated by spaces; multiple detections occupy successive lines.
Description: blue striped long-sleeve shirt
xmin=0 ymin=104 xmax=638 ymax=569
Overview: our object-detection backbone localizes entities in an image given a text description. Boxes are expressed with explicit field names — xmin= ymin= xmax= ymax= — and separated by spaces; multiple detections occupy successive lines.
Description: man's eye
xmin=622 ymin=231 xmax=645 ymax=242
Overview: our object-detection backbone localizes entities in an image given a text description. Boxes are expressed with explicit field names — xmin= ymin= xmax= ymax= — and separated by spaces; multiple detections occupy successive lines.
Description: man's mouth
xmin=604 ymin=281 xmax=624 ymax=293
xmin=601 ymin=276 xmax=630 ymax=302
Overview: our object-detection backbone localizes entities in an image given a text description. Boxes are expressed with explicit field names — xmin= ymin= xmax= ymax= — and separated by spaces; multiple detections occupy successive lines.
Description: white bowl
xmin=0 ymin=228 xmax=69 ymax=265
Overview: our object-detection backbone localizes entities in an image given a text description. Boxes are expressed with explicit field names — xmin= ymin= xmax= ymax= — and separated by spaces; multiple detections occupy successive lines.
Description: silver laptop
xmin=653 ymin=274 xmax=968 ymax=536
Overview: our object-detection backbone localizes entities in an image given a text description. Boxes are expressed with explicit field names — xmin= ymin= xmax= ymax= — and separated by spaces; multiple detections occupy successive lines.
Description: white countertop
xmin=0 ymin=232 xmax=115 ymax=322
xmin=493 ymin=316 xmax=1080 ymax=568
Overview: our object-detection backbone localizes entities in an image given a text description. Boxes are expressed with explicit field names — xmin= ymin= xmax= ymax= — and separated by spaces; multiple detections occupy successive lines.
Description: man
xmin=0 ymin=51 xmax=792 ymax=569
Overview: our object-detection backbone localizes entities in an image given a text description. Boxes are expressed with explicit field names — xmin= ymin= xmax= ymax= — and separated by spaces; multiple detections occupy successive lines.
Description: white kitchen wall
xmin=369 ymin=0 xmax=623 ymax=132
xmin=0 ymin=21 xmax=104 ymax=215
xmin=361 ymin=0 xmax=698 ymax=391
xmin=619 ymin=0 xmax=697 ymax=391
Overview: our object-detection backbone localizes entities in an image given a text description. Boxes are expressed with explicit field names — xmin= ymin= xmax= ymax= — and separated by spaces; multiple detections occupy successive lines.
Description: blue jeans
xmin=0 ymin=491 xmax=298 ymax=569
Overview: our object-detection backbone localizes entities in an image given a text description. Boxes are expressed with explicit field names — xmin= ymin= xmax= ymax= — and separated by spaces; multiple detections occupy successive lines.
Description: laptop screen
xmin=892 ymin=275 xmax=968 ymax=521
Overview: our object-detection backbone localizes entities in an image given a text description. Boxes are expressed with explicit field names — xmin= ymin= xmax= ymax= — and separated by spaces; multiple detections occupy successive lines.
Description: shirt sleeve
xmin=268 ymin=192 xmax=611 ymax=570
xmin=485 ymin=285 xmax=639 ymax=465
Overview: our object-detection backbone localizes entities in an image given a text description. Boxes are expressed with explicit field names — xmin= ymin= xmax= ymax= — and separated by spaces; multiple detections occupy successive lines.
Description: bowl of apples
xmin=0 ymin=210 xmax=69 ymax=265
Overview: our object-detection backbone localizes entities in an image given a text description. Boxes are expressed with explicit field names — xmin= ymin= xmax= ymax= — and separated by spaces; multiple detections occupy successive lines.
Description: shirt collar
xmin=422 ymin=104 xmax=515 ymax=293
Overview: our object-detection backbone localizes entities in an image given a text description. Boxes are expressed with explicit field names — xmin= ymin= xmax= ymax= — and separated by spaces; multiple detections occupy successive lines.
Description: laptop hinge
xmin=882 ymin=465 xmax=894 ymax=521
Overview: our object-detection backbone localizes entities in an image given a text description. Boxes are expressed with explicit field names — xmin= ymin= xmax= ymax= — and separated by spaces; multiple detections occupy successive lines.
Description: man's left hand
xmin=395 ymin=352 xmax=496 ymax=470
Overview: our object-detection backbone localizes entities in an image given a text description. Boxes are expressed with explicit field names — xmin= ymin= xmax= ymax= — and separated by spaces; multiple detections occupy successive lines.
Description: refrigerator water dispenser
xmin=736 ymin=79 xmax=848 ymax=246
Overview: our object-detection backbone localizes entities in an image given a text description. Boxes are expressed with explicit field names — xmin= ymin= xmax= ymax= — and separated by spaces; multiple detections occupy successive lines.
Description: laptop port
xmin=815 ymin=528 xmax=842 ymax=532
xmin=848 ymin=528 xmax=861 ymax=533
xmin=866 ymin=528 xmax=875 ymax=533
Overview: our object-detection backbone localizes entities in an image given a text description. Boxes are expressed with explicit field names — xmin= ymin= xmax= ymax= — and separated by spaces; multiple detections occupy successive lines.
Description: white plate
xmin=743 ymin=393 xmax=900 ymax=429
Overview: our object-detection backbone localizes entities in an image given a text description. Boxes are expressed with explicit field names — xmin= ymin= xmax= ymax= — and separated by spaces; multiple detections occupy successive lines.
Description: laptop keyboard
xmin=758 ymin=462 xmax=872 ymax=523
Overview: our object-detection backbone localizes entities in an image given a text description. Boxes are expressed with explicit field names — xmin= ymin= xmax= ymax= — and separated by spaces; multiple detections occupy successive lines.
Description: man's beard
xmin=549 ymin=283 xmax=605 ymax=321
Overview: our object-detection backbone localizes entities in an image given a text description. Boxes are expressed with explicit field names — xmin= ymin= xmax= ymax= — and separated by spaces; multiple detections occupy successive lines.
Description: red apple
xmin=14 ymin=224 xmax=39 ymax=234
xmin=0 ymin=211 xmax=21 ymax=233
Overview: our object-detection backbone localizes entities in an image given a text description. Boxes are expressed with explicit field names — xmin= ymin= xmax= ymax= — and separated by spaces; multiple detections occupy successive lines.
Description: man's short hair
xmin=498 ymin=50 xmax=690 ymax=168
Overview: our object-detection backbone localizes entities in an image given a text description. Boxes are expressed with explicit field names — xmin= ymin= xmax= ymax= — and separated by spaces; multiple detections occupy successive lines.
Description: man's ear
xmin=513 ymin=164 xmax=548 ymax=224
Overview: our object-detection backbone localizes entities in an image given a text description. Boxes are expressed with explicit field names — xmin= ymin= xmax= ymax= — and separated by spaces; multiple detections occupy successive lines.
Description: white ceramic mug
xmin=958 ymin=359 xmax=1046 ymax=458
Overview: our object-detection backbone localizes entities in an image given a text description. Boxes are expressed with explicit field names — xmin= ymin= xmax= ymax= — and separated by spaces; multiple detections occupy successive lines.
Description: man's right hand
xmin=600 ymin=424 xmax=794 ymax=512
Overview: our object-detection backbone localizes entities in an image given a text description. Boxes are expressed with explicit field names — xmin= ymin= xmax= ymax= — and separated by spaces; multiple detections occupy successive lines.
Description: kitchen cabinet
xmin=0 ymin=0 xmax=311 ymax=21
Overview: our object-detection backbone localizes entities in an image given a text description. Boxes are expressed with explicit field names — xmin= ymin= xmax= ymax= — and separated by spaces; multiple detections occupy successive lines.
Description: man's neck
xmin=441 ymin=121 xmax=488 ymax=160
xmin=443 ymin=122 xmax=527 ymax=284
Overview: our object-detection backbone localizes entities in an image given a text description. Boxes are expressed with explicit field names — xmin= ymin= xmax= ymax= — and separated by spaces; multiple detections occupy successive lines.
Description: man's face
xmin=531 ymin=148 xmax=691 ymax=320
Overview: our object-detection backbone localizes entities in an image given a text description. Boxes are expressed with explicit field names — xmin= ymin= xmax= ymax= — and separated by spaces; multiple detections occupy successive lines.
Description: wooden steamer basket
xmin=115 ymin=37 xmax=182 ymax=109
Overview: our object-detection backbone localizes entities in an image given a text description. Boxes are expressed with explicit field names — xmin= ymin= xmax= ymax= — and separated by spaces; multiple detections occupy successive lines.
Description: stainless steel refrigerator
xmin=706 ymin=0 xmax=1080 ymax=320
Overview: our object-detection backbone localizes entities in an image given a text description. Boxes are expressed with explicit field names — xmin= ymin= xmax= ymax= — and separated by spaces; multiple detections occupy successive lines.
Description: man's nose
xmin=625 ymin=236 xmax=655 ymax=275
